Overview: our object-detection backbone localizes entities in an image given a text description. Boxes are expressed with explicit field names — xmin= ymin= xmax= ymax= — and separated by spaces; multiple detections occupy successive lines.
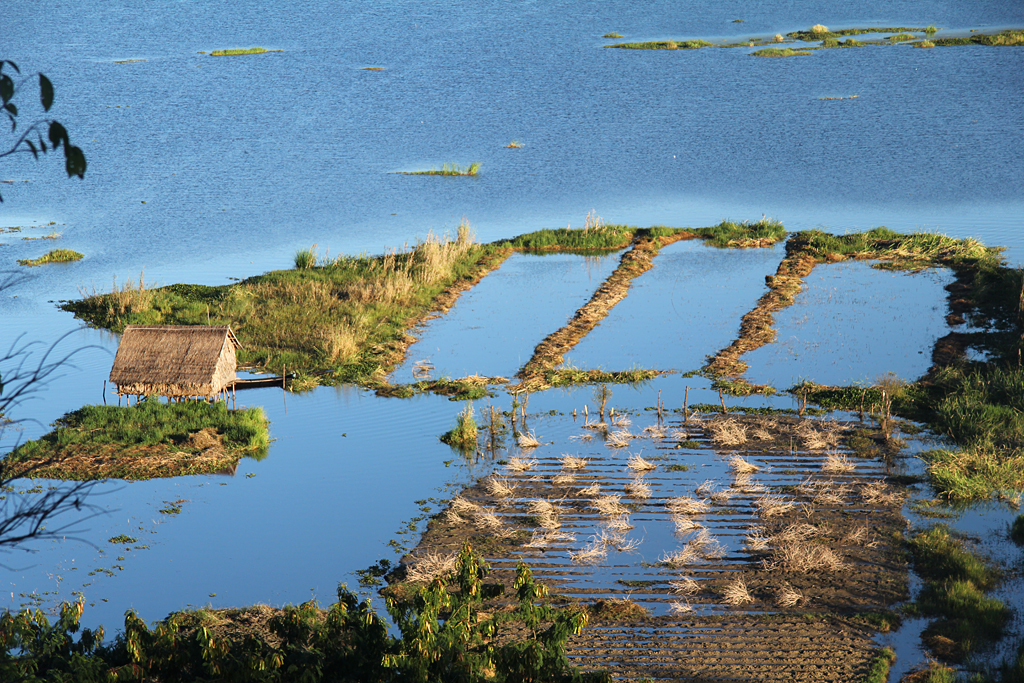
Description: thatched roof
xmin=109 ymin=325 xmax=242 ymax=398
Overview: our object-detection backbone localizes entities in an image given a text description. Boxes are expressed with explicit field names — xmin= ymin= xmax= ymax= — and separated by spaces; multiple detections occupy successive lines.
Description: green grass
xmin=440 ymin=404 xmax=478 ymax=450
xmin=915 ymin=40 xmax=936 ymax=48
xmin=750 ymin=47 xmax=812 ymax=57
xmin=888 ymin=33 xmax=918 ymax=42
xmin=908 ymin=526 xmax=1008 ymax=661
xmin=402 ymin=162 xmax=481 ymax=176
xmin=602 ymin=33 xmax=623 ymax=39
xmin=862 ymin=647 xmax=896 ymax=683
xmin=496 ymin=225 xmax=636 ymax=251
xmin=932 ymin=30 xmax=1024 ymax=47
xmin=691 ymin=218 xmax=786 ymax=248
xmin=210 ymin=47 xmax=281 ymax=56
xmin=4 ymin=401 xmax=269 ymax=480
xmin=17 ymin=249 xmax=83 ymax=266
xmin=606 ymin=40 xmax=712 ymax=50
xmin=63 ymin=228 xmax=499 ymax=393
xmin=787 ymin=26 xmax=928 ymax=41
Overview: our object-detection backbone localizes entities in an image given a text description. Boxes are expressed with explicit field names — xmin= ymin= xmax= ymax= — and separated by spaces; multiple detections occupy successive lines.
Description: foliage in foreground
xmin=0 ymin=545 xmax=607 ymax=683
xmin=440 ymin=404 xmax=478 ymax=451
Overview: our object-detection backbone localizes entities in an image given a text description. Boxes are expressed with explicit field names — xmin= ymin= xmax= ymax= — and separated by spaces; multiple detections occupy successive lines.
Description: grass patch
xmin=602 ymin=33 xmax=623 ymax=39
xmin=908 ymin=525 xmax=1007 ymax=661
xmin=888 ymin=33 xmax=918 ymax=42
xmin=17 ymin=249 xmax=83 ymax=266
xmin=751 ymin=47 xmax=812 ymax=57
xmin=915 ymin=40 xmax=936 ymax=48
xmin=401 ymin=162 xmax=481 ymax=176
xmin=932 ymin=30 xmax=1024 ymax=47
xmin=691 ymin=218 xmax=786 ymax=248
xmin=210 ymin=47 xmax=281 ymax=56
xmin=606 ymin=40 xmax=712 ymax=50
xmin=63 ymin=226 xmax=503 ymax=395
xmin=3 ymin=401 xmax=269 ymax=480
xmin=440 ymin=404 xmax=478 ymax=451
xmin=862 ymin=647 xmax=896 ymax=683
xmin=497 ymin=223 xmax=636 ymax=251
xmin=787 ymin=26 xmax=928 ymax=41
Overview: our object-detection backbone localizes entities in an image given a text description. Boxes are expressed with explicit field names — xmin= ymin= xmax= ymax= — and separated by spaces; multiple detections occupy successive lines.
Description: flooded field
xmin=4 ymin=0 xmax=1024 ymax=680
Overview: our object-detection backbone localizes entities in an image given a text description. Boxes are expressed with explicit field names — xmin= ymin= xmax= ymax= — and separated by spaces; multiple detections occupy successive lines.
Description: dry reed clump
xmin=774 ymin=523 xmax=820 ymax=543
xmin=812 ymin=481 xmax=851 ymax=506
xmin=661 ymin=546 xmax=699 ymax=568
xmin=569 ymin=432 xmax=594 ymax=443
xmin=670 ymin=429 xmax=690 ymax=440
xmin=593 ymin=495 xmax=629 ymax=517
xmin=695 ymin=480 xmax=717 ymax=497
xmin=625 ymin=477 xmax=652 ymax=499
xmin=673 ymin=517 xmax=704 ymax=536
xmin=775 ymin=583 xmax=805 ymax=608
xmin=729 ymin=456 xmax=761 ymax=474
xmin=474 ymin=509 xmax=506 ymax=531
xmin=722 ymin=580 xmax=754 ymax=606
xmin=580 ymin=483 xmax=602 ymax=497
xmin=604 ymin=515 xmax=634 ymax=533
xmin=797 ymin=419 xmax=845 ymax=450
xmin=766 ymin=543 xmax=847 ymax=573
xmin=669 ymin=577 xmax=701 ymax=596
xmin=450 ymin=496 xmax=482 ymax=516
xmin=668 ymin=601 xmax=693 ymax=616
xmin=744 ymin=527 xmax=771 ymax=552
xmin=821 ymin=452 xmax=855 ymax=474
xmin=626 ymin=454 xmax=657 ymax=472
xmin=710 ymin=418 xmax=747 ymax=446
xmin=710 ymin=488 xmax=737 ymax=504
xmin=551 ymin=474 xmax=576 ymax=487
xmin=751 ymin=418 xmax=778 ymax=441
xmin=643 ymin=424 xmax=667 ymax=439
xmin=841 ymin=525 xmax=872 ymax=546
xmin=528 ymin=499 xmax=561 ymax=529
xmin=405 ymin=551 xmax=459 ymax=582
xmin=755 ymin=494 xmax=796 ymax=518
xmin=524 ymin=530 xmax=575 ymax=549
xmin=569 ymin=537 xmax=609 ymax=565
xmin=317 ymin=321 xmax=360 ymax=363
xmin=667 ymin=496 xmax=710 ymax=515
xmin=560 ymin=454 xmax=588 ymax=470
xmin=861 ymin=480 xmax=905 ymax=506
xmin=611 ymin=414 xmax=631 ymax=428
xmin=606 ymin=429 xmax=634 ymax=448
xmin=506 ymin=457 xmax=537 ymax=472
xmin=517 ymin=430 xmax=542 ymax=449
xmin=485 ymin=477 xmax=518 ymax=499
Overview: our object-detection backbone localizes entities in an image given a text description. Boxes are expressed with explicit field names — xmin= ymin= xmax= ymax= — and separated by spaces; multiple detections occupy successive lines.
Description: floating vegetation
xmin=3 ymin=401 xmax=270 ymax=480
xmin=606 ymin=39 xmax=713 ymax=50
xmin=505 ymin=140 xmax=522 ymax=148
xmin=401 ymin=162 xmax=481 ymax=176
xmin=602 ymin=33 xmax=623 ymax=39
xmin=751 ymin=47 xmax=812 ymax=57
xmin=113 ymin=59 xmax=146 ymax=64
xmin=210 ymin=47 xmax=282 ymax=56
xmin=440 ymin=404 xmax=478 ymax=450
xmin=17 ymin=249 xmax=82 ymax=266
xmin=818 ymin=95 xmax=859 ymax=100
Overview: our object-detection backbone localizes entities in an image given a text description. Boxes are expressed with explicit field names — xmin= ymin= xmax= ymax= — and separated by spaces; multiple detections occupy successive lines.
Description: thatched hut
xmin=109 ymin=325 xmax=242 ymax=400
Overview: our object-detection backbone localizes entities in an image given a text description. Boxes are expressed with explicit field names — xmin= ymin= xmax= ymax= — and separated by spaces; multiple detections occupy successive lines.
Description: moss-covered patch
xmin=751 ymin=47 xmax=812 ymax=57
xmin=3 ymin=401 xmax=269 ymax=480
xmin=17 ymin=249 xmax=82 ymax=266
xmin=691 ymin=218 xmax=786 ymax=248
xmin=210 ymin=47 xmax=282 ymax=56
xmin=400 ymin=162 xmax=480 ymax=176
xmin=606 ymin=39 xmax=712 ymax=50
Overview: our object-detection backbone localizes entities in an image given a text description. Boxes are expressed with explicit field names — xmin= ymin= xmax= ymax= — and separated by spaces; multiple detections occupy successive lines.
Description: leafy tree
xmin=0 ymin=60 xmax=86 ymax=202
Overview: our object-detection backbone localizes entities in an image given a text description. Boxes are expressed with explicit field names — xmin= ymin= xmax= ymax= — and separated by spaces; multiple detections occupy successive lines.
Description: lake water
xmin=2 ymin=0 xmax=1023 ymax=669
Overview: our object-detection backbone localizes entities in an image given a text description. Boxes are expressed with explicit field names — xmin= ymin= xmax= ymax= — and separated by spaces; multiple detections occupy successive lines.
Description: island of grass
xmin=62 ymin=218 xmax=786 ymax=397
xmin=17 ymin=249 xmax=82 ymax=266
xmin=400 ymin=162 xmax=480 ymax=176
xmin=210 ymin=47 xmax=283 ymax=56
xmin=610 ymin=25 xmax=1022 ymax=52
xmin=2 ymin=400 xmax=269 ymax=480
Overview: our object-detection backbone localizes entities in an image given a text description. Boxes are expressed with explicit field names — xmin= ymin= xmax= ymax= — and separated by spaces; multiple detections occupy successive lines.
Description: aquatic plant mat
xmin=2 ymin=401 xmax=269 ymax=480
xmin=395 ymin=412 xmax=909 ymax=681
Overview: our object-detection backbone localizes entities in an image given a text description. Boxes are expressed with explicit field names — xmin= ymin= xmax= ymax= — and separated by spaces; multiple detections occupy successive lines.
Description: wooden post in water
xmin=718 ymin=389 xmax=728 ymax=415
xmin=683 ymin=386 xmax=689 ymax=424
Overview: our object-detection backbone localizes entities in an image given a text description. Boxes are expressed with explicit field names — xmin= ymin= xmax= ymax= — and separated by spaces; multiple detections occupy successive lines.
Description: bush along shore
xmin=2 ymin=400 xmax=269 ymax=480
xmin=0 ymin=544 xmax=609 ymax=683
xmin=62 ymin=217 xmax=786 ymax=398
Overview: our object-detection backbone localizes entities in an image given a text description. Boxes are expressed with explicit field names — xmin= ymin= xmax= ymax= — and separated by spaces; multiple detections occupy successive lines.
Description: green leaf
xmin=0 ymin=74 xmax=13 ymax=105
xmin=48 ymin=120 xmax=68 ymax=149
xmin=39 ymin=74 xmax=53 ymax=111
xmin=65 ymin=145 xmax=86 ymax=179
xmin=3 ymin=102 xmax=16 ymax=117
xmin=25 ymin=139 xmax=38 ymax=159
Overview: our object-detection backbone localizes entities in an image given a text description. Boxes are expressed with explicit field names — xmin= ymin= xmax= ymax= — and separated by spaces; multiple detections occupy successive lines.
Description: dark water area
xmin=2 ymin=0 xmax=1023 ymax=667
